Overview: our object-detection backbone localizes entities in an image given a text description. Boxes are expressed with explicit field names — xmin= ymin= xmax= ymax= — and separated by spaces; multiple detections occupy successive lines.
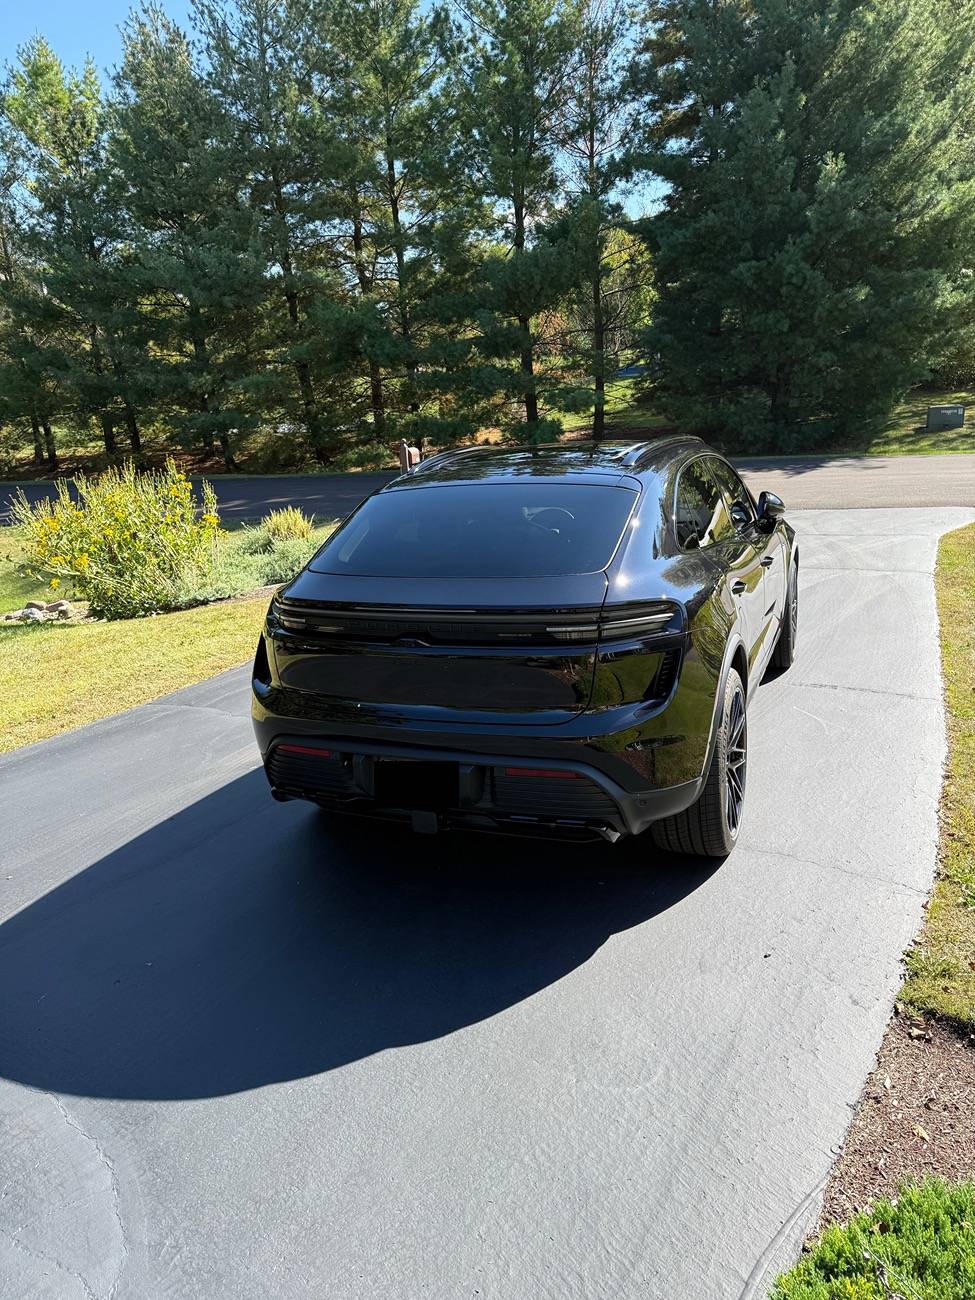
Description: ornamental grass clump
xmin=11 ymin=460 xmax=220 ymax=620
xmin=260 ymin=506 xmax=314 ymax=545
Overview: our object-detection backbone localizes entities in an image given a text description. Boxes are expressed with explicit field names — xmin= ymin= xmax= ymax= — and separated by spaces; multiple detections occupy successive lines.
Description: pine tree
xmin=460 ymin=0 xmax=580 ymax=437
xmin=632 ymin=0 xmax=975 ymax=452
xmin=312 ymin=0 xmax=478 ymax=455
xmin=111 ymin=6 xmax=268 ymax=469
xmin=553 ymin=0 xmax=642 ymax=437
xmin=0 ymin=118 xmax=62 ymax=468
xmin=194 ymin=0 xmax=348 ymax=463
xmin=4 ymin=40 xmax=144 ymax=459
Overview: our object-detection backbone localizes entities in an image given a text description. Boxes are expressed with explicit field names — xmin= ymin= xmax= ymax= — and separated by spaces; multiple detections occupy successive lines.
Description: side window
xmin=674 ymin=460 xmax=734 ymax=550
xmin=707 ymin=457 xmax=755 ymax=528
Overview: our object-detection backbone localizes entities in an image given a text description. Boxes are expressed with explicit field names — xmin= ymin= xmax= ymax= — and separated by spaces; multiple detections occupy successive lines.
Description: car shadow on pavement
xmin=0 ymin=770 xmax=719 ymax=1101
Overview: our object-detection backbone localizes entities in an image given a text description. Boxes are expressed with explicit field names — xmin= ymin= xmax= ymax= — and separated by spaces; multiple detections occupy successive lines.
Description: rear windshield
xmin=309 ymin=482 xmax=639 ymax=578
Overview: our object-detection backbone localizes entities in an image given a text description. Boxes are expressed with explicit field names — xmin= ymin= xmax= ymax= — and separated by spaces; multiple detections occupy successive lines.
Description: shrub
xmin=181 ymin=528 xmax=326 ymax=604
xmin=10 ymin=460 xmax=219 ymax=620
xmin=261 ymin=506 xmax=314 ymax=545
xmin=770 ymin=1179 xmax=975 ymax=1299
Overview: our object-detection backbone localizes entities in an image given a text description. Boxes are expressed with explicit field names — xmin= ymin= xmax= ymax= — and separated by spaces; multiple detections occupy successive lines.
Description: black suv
xmin=252 ymin=438 xmax=797 ymax=856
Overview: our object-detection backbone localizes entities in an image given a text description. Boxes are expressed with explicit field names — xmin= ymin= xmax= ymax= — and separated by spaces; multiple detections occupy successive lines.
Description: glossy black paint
xmin=252 ymin=437 xmax=797 ymax=839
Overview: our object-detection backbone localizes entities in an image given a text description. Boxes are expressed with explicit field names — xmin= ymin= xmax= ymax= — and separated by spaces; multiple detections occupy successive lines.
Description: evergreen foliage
xmin=633 ymin=0 xmax=975 ymax=452
xmin=0 ymin=0 xmax=971 ymax=465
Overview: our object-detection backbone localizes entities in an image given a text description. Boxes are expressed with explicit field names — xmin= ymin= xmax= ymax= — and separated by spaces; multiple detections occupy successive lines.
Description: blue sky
xmin=2 ymin=0 xmax=192 ymax=79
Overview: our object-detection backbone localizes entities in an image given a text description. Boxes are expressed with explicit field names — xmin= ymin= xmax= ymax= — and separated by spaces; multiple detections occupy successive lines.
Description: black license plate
xmin=373 ymin=760 xmax=459 ymax=811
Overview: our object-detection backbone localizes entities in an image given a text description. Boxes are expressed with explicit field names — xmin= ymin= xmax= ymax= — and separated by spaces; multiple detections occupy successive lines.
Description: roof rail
xmin=621 ymin=434 xmax=703 ymax=470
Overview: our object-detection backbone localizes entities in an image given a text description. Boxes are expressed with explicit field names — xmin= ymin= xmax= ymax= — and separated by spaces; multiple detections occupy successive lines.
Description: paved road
xmin=4 ymin=451 xmax=975 ymax=523
xmin=2 ymin=506 xmax=973 ymax=1298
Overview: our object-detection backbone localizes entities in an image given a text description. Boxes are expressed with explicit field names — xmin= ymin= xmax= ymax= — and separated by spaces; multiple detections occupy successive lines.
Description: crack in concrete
xmin=48 ymin=1095 xmax=128 ymax=1300
xmin=740 ymin=843 xmax=929 ymax=898
xmin=789 ymin=680 xmax=940 ymax=704
xmin=0 ymin=1221 xmax=100 ymax=1300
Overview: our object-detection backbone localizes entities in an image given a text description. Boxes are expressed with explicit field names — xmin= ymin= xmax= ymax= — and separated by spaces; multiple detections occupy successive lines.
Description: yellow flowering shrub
xmin=10 ymin=460 xmax=220 ymax=620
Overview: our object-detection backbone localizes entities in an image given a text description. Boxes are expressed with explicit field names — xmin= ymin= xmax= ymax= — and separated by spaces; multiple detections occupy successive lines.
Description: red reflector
xmin=278 ymin=744 xmax=334 ymax=758
xmin=504 ymin=767 xmax=580 ymax=779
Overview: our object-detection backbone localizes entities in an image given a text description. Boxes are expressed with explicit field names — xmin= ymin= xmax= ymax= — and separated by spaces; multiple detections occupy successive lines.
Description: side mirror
xmin=757 ymin=490 xmax=785 ymax=527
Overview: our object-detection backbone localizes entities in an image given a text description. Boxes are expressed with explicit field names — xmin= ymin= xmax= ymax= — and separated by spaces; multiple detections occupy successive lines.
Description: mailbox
xmin=926 ymin=404 xmax=966 ymax=432
xmin=398 ymin=440 xmax=421 ymax=472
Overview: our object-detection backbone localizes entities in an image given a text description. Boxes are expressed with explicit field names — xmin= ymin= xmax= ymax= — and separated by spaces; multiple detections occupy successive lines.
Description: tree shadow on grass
xmin=0 ymin=770 xmax=718 ymax=1101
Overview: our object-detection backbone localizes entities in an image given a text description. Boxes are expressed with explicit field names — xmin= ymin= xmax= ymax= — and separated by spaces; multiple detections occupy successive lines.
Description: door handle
xmin=732 ymin=580 xmax=747 ymax=594
xmin=760 ymin=556 xmax=774 ymax=568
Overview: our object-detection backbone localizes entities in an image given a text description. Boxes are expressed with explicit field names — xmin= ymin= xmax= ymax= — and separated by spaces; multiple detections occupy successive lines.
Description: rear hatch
xmin=268 ymin=480 xmax=639 ymax=724
xmin=271 ymin=573 xmax=608 ymax=722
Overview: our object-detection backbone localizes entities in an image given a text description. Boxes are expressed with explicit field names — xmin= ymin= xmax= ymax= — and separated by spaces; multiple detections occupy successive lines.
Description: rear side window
xmin=674 ymin=460 xmax=734 ymax=549
xmin=309 ymin=482 xmax=639 ymax=577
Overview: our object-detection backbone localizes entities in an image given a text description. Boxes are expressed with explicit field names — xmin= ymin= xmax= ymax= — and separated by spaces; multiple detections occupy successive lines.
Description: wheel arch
xmin=698 ymin=633 xmax=748 ymax=782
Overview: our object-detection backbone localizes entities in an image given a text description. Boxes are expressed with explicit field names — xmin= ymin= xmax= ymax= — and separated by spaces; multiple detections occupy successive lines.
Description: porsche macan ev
xmin=252 ymin=438 xmax=797 ymax=857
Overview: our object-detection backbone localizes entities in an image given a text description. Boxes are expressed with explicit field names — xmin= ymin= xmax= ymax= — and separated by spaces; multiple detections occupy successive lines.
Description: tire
xmin=771 ymin=561 xmax=798 ymax=670
xmin=650 ymin=668 xmax=747 ymax=858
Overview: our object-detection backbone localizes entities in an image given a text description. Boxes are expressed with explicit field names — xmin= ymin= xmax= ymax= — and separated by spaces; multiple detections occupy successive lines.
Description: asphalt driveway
xmin=4 ymin=450 xmax=975 ymax=523
xmin=1 ymin=506 xmax=972 ymax=1298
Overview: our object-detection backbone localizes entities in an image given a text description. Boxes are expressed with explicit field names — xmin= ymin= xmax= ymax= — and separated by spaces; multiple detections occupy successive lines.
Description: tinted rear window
xmin=309 ymin=483 xmax=639 ymax=578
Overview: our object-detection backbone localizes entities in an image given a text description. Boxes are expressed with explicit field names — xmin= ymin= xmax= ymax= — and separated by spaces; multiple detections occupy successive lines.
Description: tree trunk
xmin=122 ymin=400 xmax=142 ymax=456
xmin=592 ymin=271 xmax=606 ymax=441
xmin=30 ymin=416 xmax=44 ymax=466
xmin=41 ymin=419 xmax=58 ymax=470
xmin=188 ymin=308 xmax=221 ymax=461
xmin=100 ymin=413 xmax=117 ymax=457
xmin=87 ymin=326 xmax=117 ymax=456
xmin=517 ymin=315 xmax=539 ymax=424
xmin=188 ymin=315 xmax=239 ymax=473
xmin=368 ymin=361 xmax=386 ymax=437
xmin=352 ymin=210 xmax=387 ymax=436
xmin=270 ymin=168 xmax=324 ymax=462
xmin=217 ymin=431 xmax=237 ymax=472
xmin=385 ymin=142 xmax=419 ymax=413
xmin=513 ymin=200 xmax=538 ymax=425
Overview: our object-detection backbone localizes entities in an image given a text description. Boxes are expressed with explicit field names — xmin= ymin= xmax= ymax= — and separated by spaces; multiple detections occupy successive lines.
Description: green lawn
xmin=863 ymin=387 xmax=975 ymax=455
xmin=0 ymin=523 xmax=333 ymax=754
xmin=556 ymin=382 xmax=975 ymax=453
xmin=899 ymin=521 xmax=975 ymax=1026
xmin=554 ymin=376 xmax=673 ymax=434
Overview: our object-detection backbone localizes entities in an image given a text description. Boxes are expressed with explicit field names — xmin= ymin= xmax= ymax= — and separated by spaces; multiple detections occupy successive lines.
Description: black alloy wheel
xmin=651 ymin=668 xmax=747 ymax=858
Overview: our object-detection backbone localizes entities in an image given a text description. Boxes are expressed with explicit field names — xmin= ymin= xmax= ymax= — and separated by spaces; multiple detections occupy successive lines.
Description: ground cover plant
xmin=770 ymin=1179 xmax=975 ymax=1298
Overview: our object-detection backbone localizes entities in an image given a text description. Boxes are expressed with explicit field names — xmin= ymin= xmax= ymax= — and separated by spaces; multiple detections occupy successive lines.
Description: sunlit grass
xmin=0 ymin=521 xmax=334 ymax=753
xmin=900 ymin=522 xmax=975 ymax=1025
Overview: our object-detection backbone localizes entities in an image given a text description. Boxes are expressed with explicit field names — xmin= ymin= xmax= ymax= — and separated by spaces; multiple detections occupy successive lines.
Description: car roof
xmin=384 ymin=436 xmax=709 ymax=491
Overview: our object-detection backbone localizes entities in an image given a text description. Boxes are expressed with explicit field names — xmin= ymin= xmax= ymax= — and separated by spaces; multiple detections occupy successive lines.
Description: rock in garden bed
xmin=3 ymin=599 xmax=85 ymax=624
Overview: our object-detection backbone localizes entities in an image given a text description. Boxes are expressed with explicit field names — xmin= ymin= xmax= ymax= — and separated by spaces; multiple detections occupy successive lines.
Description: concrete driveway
xmin=1 ymin=506 xmax=972 ymax=1299
xmin=4 ymin=451 xmax=975 ymax=523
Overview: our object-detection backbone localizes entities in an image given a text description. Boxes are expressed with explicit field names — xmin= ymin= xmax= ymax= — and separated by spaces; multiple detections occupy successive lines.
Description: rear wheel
xmin=650 ymin=668 xmax=747 ymax=858
xmin=771 ymin=561 xmax=798 ymax=670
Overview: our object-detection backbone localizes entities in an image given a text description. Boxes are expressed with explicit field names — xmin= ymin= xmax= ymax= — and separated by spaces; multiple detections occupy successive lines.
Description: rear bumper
xmin=255 ymin=729 xmax=703 ymax=840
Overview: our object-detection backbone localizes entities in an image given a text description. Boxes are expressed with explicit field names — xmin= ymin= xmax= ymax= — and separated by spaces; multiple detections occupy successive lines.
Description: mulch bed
xmin=819 ymin=1010 xmax=975 ymax=1229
